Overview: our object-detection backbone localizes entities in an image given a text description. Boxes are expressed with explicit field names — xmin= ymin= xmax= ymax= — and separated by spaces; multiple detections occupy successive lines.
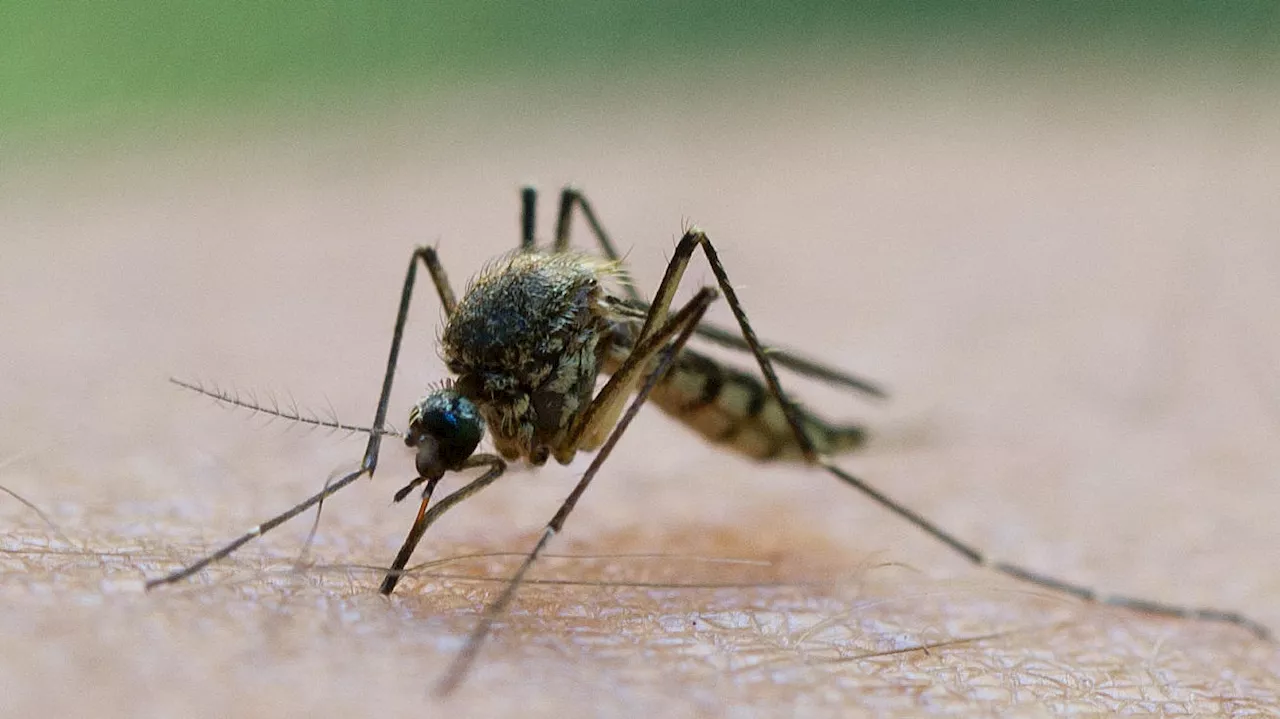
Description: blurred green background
xmin=4 ymin=2 xmax=1279 ymax=147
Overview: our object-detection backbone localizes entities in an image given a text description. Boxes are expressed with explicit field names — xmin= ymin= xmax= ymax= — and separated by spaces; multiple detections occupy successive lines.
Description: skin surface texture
xmin=2 ymin=71 xmax=1279 ymax=717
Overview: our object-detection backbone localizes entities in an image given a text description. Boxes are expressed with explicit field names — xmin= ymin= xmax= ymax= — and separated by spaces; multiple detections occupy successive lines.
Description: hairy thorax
xmin=442 ymin=251 xmax=624 ymax=465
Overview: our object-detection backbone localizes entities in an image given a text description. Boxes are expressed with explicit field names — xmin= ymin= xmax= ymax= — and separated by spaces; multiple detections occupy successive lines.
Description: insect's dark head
xmin=406 ymin=386 xmax=484 ymax=480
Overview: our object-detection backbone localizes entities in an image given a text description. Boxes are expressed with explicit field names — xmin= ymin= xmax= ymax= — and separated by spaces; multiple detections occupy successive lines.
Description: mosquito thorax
xmin=440 ymin=251 xmax=620 ymax=464
xmin=406 ymin=387 xmax=484 ymax=479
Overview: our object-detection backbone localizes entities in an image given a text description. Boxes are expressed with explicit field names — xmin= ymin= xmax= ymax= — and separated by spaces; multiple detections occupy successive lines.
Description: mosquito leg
xmin=553 ymin=186 xmax=642 ymax=301
xmin=681 ymin=227 xmax=1270 ymax=640
xmin=661 ymin=315 xmax=887 ymax=400
xmin=294 ymin=469 xmax=359 ymax=571
xmin=379 ymin=455 xmax=505 ymax=595
xmin=559 ymin=187 xmax=886 ymax=400
xmin=147 ymin=245 xmax=461 ymax=589
xmin=361 ymin=245 xmax=458 ymax=473
xmin=144 ymin=467 xmax=369 ymax=588
xmin=558 ymin=274 xmax=721 ymax=462
xmin=520 ymin=186 xmax=537 ymax=251
xmin=435 ymin=286 xmax=717 ymax=696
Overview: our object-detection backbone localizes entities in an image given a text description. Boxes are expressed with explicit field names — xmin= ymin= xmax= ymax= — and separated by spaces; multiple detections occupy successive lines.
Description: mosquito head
xmin=406 ymin=386 xmax=484 ymax=479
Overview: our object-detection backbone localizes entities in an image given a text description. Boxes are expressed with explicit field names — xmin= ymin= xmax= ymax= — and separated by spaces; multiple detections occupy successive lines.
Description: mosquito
xmin=147 ymin=186 xmax=1270 ymax=695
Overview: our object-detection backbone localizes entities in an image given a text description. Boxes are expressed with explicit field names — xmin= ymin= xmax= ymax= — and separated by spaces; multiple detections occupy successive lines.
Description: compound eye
xmin=407 ymin=388 xmax=484 ymax=475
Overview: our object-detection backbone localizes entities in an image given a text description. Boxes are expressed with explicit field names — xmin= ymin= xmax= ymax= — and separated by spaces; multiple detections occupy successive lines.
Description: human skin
xmin=2 ymin=72 xmax=1279 ymax=717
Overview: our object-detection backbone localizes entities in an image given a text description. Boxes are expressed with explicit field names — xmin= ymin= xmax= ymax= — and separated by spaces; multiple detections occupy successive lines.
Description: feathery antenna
xmin=170 ymin=377 xmax=402 ymax=438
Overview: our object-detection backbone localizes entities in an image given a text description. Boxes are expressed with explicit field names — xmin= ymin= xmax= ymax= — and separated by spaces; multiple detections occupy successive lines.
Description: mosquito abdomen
xmin=609 ymin=346 xmax=865 ymax=461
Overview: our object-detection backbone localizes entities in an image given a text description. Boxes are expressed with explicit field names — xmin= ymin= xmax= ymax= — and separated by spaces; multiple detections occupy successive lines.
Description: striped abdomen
xmin=606 ymin=345 xmax=865 ymax=461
